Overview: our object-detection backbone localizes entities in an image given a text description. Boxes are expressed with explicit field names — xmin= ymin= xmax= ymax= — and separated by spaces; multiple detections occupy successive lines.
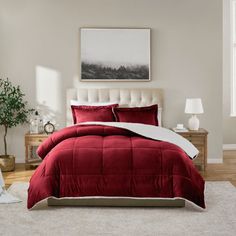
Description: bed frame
xmin=52 ymin=87 xmax=185 ymax=208
xmin=48 ymin=198 xmax=185 ymax=207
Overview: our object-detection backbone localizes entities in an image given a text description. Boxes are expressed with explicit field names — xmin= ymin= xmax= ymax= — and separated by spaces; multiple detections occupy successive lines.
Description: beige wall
xmin=0 ymin=0 xmax=223 ymax=162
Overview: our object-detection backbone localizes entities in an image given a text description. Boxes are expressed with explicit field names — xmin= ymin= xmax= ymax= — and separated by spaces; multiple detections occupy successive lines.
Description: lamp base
xmin=188 ymin=115 xmax=200 ymax=131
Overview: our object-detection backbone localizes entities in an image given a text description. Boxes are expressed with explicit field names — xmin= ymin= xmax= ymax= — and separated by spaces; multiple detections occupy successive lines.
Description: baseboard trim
xmin=207 ymin=158 xmax=223 ymax=164
xmin=223 ymin=144 xmax=236 ymax=150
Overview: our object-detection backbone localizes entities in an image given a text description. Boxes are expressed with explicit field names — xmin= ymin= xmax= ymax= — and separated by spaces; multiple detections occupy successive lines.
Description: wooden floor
xmin=2 ymin=151 xmax=236 ymax=188
xmin=201 ymin=150 xmax=236 ymax=187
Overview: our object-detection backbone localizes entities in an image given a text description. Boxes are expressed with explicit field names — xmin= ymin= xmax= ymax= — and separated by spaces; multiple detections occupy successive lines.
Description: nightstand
xmin=25 ymin=133 xmax=49 ymax=170
xmin=171 ymin=128 xmax=208 ymax=171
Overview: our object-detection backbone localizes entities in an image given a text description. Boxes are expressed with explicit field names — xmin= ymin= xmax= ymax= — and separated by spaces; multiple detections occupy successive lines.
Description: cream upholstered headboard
xmin=66 ymin=88 xmax=163 ymax=126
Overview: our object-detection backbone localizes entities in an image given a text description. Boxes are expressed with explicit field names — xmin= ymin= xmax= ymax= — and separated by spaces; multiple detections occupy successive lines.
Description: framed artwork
xmin=80 ymin=28 xmax=151 ymax=81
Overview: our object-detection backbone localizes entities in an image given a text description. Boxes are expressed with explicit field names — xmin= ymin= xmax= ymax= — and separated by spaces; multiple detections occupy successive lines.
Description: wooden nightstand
xmin=25 ymin=133 xmax=49 ymax=170
xmin=171 ymin=128 xmax=208 ymax=171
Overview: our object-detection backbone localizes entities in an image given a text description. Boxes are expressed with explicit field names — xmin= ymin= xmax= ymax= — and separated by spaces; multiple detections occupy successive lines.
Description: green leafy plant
xmin=0 ymin=78 xmax=33 ymax=156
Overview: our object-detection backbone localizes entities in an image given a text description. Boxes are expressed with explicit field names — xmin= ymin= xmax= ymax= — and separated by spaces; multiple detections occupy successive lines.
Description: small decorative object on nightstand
xmin=172 ymin=128 xmax=208 ymax=171
xmin=25 ymin=133 xmax=49 ymax=170
xmin=44 ymin=121 xmax=55 ymax=134
xmin=173 ymin=123 xmax=188 ymax=132
xmin=29 ymin=110 xmax=44 ymax=134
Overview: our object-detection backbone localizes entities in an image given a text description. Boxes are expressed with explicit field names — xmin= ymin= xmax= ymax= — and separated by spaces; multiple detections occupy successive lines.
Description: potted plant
xmin=0 ymin=78 xmax=33 ymax=171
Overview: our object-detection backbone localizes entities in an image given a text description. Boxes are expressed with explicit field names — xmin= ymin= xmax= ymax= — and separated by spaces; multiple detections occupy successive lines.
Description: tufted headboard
xmin=66 ymin=88 xmax=163 ymax=126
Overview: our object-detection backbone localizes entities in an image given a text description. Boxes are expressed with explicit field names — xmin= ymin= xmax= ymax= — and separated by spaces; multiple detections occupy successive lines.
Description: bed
xmin=27 ymin=88 xmax=205 ymax=209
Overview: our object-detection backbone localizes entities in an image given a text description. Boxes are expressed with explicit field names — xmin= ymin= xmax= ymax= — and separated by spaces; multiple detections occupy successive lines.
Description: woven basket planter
xmin=0 ymin=155 xmax=15 ymax=172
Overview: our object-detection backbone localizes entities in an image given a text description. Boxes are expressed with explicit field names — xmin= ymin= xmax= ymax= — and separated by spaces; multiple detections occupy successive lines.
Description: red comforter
xmin=28 ymin=125 xmax=205 ymax=209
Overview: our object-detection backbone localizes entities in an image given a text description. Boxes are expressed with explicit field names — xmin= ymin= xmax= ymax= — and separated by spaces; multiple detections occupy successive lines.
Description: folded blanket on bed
xmin=28 ymin=123 xmax=205 ymax=209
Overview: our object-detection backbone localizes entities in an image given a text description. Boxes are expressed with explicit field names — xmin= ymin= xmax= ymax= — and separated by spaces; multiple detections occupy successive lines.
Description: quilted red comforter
xmin=27 ymin=125 xmax=205 ymax=209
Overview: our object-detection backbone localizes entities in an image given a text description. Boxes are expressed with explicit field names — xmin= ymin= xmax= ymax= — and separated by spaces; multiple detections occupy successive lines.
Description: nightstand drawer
xmin=181 ymin=134 xmax=191 ymax=139
xmin=193 ymin=154 xmax=203 ymax=164
xmin=181 ymin=135 xmax=204 ymax=145
xmin=193 ymin=146 xmax=204 ymax=168
xmin=25 ymin=134 xmax=48 ymax=142
xmin=171 ymin=128 xmax=208 ymax=171
xmin=194 ymin=149 xmax=204 ymax=160
xmin=25 ymin=133 xmax=49 ymax=170
xmin=195 ymin=145 xmax=204 ymax=154
xmin=189 ymin=136 xmax=205 ymax=145
xmin=26 ymin=137 xmax=46 ymax=143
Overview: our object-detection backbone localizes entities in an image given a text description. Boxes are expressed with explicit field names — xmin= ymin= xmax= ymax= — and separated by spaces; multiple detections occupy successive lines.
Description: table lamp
xmin=185 ymin=98 xmax=204 ymax=131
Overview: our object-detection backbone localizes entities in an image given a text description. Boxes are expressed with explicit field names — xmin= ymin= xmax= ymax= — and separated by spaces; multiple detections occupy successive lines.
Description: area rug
xmin=0 ymin=182 xmax=236 ymax=236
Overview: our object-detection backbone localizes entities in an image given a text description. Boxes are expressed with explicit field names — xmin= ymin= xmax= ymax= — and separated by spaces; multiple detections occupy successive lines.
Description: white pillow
xmin=70 ymin=100 xmax=118 ymax=106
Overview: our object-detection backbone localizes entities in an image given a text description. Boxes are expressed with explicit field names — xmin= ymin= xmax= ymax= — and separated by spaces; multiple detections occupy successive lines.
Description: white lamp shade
xmin=185 ymin=98 xmax=204 ymax=114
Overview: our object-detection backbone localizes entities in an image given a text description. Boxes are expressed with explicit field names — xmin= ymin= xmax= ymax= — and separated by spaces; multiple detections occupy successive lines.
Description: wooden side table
xmin=171 ymin=128 xmax=208 ymax=171
xmin=25 ymin=133 xmax=49 ymax=170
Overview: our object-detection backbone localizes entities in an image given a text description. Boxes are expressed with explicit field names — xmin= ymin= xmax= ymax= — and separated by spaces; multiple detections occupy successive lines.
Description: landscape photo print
xmin=80 ymin=28 xmax=151 ymax=81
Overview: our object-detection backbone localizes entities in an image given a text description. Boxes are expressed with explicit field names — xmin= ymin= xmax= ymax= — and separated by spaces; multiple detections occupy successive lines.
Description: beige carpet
xmin=0 ymin=182 xmax=236 ymax=236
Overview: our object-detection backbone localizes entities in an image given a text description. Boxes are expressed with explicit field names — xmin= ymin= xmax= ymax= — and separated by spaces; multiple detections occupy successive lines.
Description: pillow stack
xmin=71 ymin=101 xmax=159 ymax=126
